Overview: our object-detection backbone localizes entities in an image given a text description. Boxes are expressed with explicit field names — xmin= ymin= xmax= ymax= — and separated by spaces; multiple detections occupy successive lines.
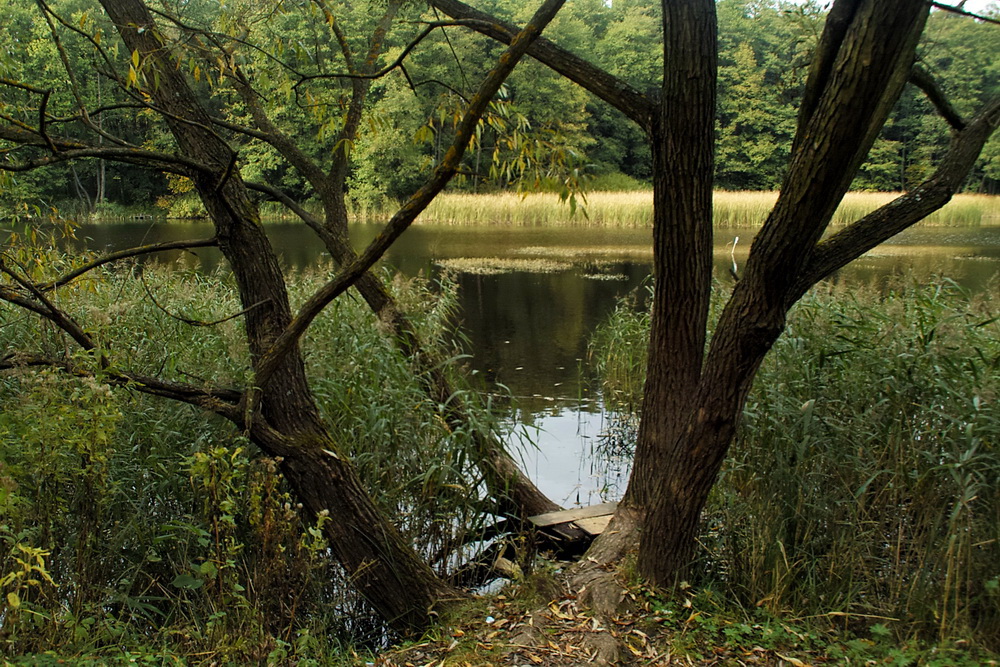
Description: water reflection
xmin=69 ymin=219 xmax=1000 ymax=504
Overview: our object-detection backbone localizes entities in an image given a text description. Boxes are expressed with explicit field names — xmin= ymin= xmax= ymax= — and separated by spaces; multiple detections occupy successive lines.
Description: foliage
xmin=643 ymin=583 xmax=999 ymax=666
xmin=0 ymin=256 xmax=496 ymax=660
xmin=2 ymin=0 xmax=997 ymax=220
xmin=591 ymin=277 xmax=1000 ymax=648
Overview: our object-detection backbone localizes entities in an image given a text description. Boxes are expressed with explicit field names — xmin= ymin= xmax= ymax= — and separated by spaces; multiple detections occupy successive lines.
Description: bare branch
xmin=429 ymin=0 xmax=652 ymax=129
xmin=245 ymin=181 xmax=327 ymax=236
xmin=138 ymin=271 xmax=270 ymax=328
xmin=254 ymin=0 xmax=569 ymax=387
xmin=0 ymin=124 xmax=209 ymax=175
xmin=0 ymin=259 xmax=97 ymax=352
xmin=910 ymin=63 xmax=966 ymax=130
xmin=289 ymin=20 xmax=485 ymax=89
xmin=931 ymin=2 xmax=1000 ymax=25
xmin=40 ymin=238 xmax=219 ymax=291
xmin=0 ymin=353 xmax=242 ymax=419
xmin=790 ymin=95 xmax=1000 ymax=302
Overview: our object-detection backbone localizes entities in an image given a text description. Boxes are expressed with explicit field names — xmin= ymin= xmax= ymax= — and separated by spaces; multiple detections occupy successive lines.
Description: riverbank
xmin=41 ymin=190 xmax=1000 ymax=227
xmin=415 ymin=190 xmax=1000 ymax=227
xmin=372 ymin=564 xmax=999 ymax=666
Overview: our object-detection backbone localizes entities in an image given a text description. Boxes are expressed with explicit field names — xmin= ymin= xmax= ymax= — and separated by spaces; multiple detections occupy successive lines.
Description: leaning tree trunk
xmin=230 ymin=42 xmax=561 ymax=519
xmin=99 ymin=0 xmax=461 ymax=631
xmin=319 ymin=227 xmax=561 ymax=517
xmin=634 ymin=0 xmax=931 ymax=585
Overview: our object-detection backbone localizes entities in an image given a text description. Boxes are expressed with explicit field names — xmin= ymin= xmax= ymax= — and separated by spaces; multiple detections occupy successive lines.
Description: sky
xmin=938 ymin=1 xmax=999 ymax=14
xmin=801 ymin=1 xmax=999 ymax=14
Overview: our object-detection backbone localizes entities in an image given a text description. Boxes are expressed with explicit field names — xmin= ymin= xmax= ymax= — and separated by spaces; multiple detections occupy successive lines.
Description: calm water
xmin=75 ymin=220 xmax=1000 ymax=505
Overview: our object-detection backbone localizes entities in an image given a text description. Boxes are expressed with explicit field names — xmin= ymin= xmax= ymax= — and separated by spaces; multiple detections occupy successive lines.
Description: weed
xmin=591 ymin=276 xmax=1000 ymax=650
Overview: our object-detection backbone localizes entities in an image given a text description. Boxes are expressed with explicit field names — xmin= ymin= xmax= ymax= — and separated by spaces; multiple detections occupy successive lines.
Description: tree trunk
xmin=623 ymin=0 xmax=717 ymax=513
xmin=99 ymin=0 xmax=462 ymax=631
xmin=233 ymin=56 xmax=561 ymax=518
xmin=635 ymin=0 xmax=932 ymax=586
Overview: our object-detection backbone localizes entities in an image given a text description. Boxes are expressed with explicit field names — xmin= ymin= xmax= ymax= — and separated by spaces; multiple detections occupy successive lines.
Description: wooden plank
xmin=575 ymin=515 xmax=613 ymax=536
xmin=528 ymin=502 xmax=618 ymax=528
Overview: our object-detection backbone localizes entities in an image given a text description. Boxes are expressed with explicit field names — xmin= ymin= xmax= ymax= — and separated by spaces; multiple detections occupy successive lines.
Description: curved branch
xmin=0 ymin=353 xmax=242 ymax=419
xmin=290 ymin=19 xmax=488 ymax=90
xmin=41 ymin=237 xmax=219 ymax=291
xmin=246 ymin=181 xmax=326 ymax=235
xmin=0 ymin=262 xmax=97 ymax=352
xmin=910 ymin=63 xmax=966 ymax=130
xmin=789 ymin=95 xmax=1000 ymax=303
xmin=0 ymin=124 xmax=209 ymax=175
xmin=139 ymin=271 xmax=270 ymax=328
xmin=254 ymin=0 xmax=568 ymax=387
xmin=429 ymin=0 xmax=652 ymax=129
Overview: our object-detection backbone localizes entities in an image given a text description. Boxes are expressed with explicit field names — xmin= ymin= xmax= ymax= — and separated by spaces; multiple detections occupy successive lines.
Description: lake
xmin=76 ymin=219 xmax=1000 ymax=506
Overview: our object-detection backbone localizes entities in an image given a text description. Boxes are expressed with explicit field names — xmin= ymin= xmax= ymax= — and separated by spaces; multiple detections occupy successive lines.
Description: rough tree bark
xmin=635 ymin=0 xmax=933 ymax=584
xmin=227 ymin=31 xmax=561 ymax=517
xmin=97 ymin=0 xmax=461 ymax=631
xmin=431 ymin=0 xmax=1000 ymax=591
xmin=91 ymin=0 xmax=566 ymax=630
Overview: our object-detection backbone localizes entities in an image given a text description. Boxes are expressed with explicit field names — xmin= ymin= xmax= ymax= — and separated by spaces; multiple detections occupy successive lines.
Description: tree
xmin=2 ymin=0 xmax=998 ymax=643
xmin=0 ymin=0 xmax=567 ymax=632
xmin=428 ymin=0 xmax=999 ymax=591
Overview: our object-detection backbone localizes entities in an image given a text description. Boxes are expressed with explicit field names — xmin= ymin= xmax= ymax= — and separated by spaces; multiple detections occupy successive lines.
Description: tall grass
xmin=0 ymin=253 xmax=496 ymax=661
xmin=410 ymin=190 xmax=1000 ymax=228
xmin=590 ymin=277 xmax=1000 ymax=647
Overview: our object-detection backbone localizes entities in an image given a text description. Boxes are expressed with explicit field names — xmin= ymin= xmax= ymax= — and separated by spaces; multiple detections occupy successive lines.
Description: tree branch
xmin=254 ymin=0 xmax=568 ymax=387
xmin=245 ymin=181 xmax=327 ymax=237
xmin=910 ymin=63 xmax=966 ymax=130
xmin=138 ymin=270 xmax=270 ymax=328
xmin=40 ymin=238 xmax=219 ymax=291
xmin=288 ymin=19 xmax=487 ymax=90
xmin=931 ymin=2 xmax=1000 ymax=25
xmin=0 ymin=353 xmax=242 ymax=420
xmin=429 ymin=0 xmax=652 ymax=129
xmin=0 ymin=260 xmax=97 ymax=353
xmin=790 ymin=95 xmax=1000 ymax=302
xmin=0 ymin=124 xmax=209 ymax=175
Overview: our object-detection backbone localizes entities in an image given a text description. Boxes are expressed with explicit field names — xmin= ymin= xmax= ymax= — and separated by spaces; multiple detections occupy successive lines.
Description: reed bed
xmin=413 ymin=190 xmax=1000 ymax=228
xmin=591 ymin=277 xmax=1000 ymax=647
xmin=0 ymin=254 xmax=495 ymax=660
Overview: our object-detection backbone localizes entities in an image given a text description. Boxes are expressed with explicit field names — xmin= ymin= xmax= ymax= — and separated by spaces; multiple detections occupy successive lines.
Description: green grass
xmin=591 ymin=276 xmax=1000 ymax=650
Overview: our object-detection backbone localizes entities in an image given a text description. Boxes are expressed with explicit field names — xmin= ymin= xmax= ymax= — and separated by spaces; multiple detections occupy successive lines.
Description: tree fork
xmin=230 ymin=3 xmax=562 ymax=517
xmin=99 ymin=0 xmax=464 ymax=631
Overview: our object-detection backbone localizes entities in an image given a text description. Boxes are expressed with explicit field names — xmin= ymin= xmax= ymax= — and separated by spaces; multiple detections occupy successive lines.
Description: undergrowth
xmin=591 ymin=275 xmax=1000 ymax=653
xmin=0 ymin=251 xmax=496 ymax=662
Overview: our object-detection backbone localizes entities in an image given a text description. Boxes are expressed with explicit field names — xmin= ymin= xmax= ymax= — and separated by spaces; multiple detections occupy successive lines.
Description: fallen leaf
xmin=776 ymin=653 xmax=808 ymax=667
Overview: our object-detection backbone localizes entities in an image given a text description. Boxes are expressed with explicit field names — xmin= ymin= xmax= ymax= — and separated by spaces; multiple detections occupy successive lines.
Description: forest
xmin=1 ymin=0 xmax=999 ymax=664
xmin=1 ymin=0 xmax=998 ymax=220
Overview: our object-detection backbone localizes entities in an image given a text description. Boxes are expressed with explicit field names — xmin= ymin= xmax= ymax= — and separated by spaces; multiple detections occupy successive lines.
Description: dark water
xmin=74 ymin=220 xmax=1000 ymax=505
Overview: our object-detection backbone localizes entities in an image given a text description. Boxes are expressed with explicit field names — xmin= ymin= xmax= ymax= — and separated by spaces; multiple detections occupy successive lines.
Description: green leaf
xmin=170 ymin=574 xmax=204 ymax=590
xmin=6 ymin=591 xmax=20 ymax=609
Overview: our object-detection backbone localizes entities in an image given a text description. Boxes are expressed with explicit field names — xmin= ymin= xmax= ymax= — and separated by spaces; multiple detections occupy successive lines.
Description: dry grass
xmin=412 ymin=190 xmax=1000 ymax=228
xmin=434 ymin=256 xmax=573 ymax=274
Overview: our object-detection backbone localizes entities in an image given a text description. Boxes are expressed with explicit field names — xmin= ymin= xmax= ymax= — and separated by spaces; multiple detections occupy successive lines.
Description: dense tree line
xmin=2 ymin=0 xmax=997 ymax=219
